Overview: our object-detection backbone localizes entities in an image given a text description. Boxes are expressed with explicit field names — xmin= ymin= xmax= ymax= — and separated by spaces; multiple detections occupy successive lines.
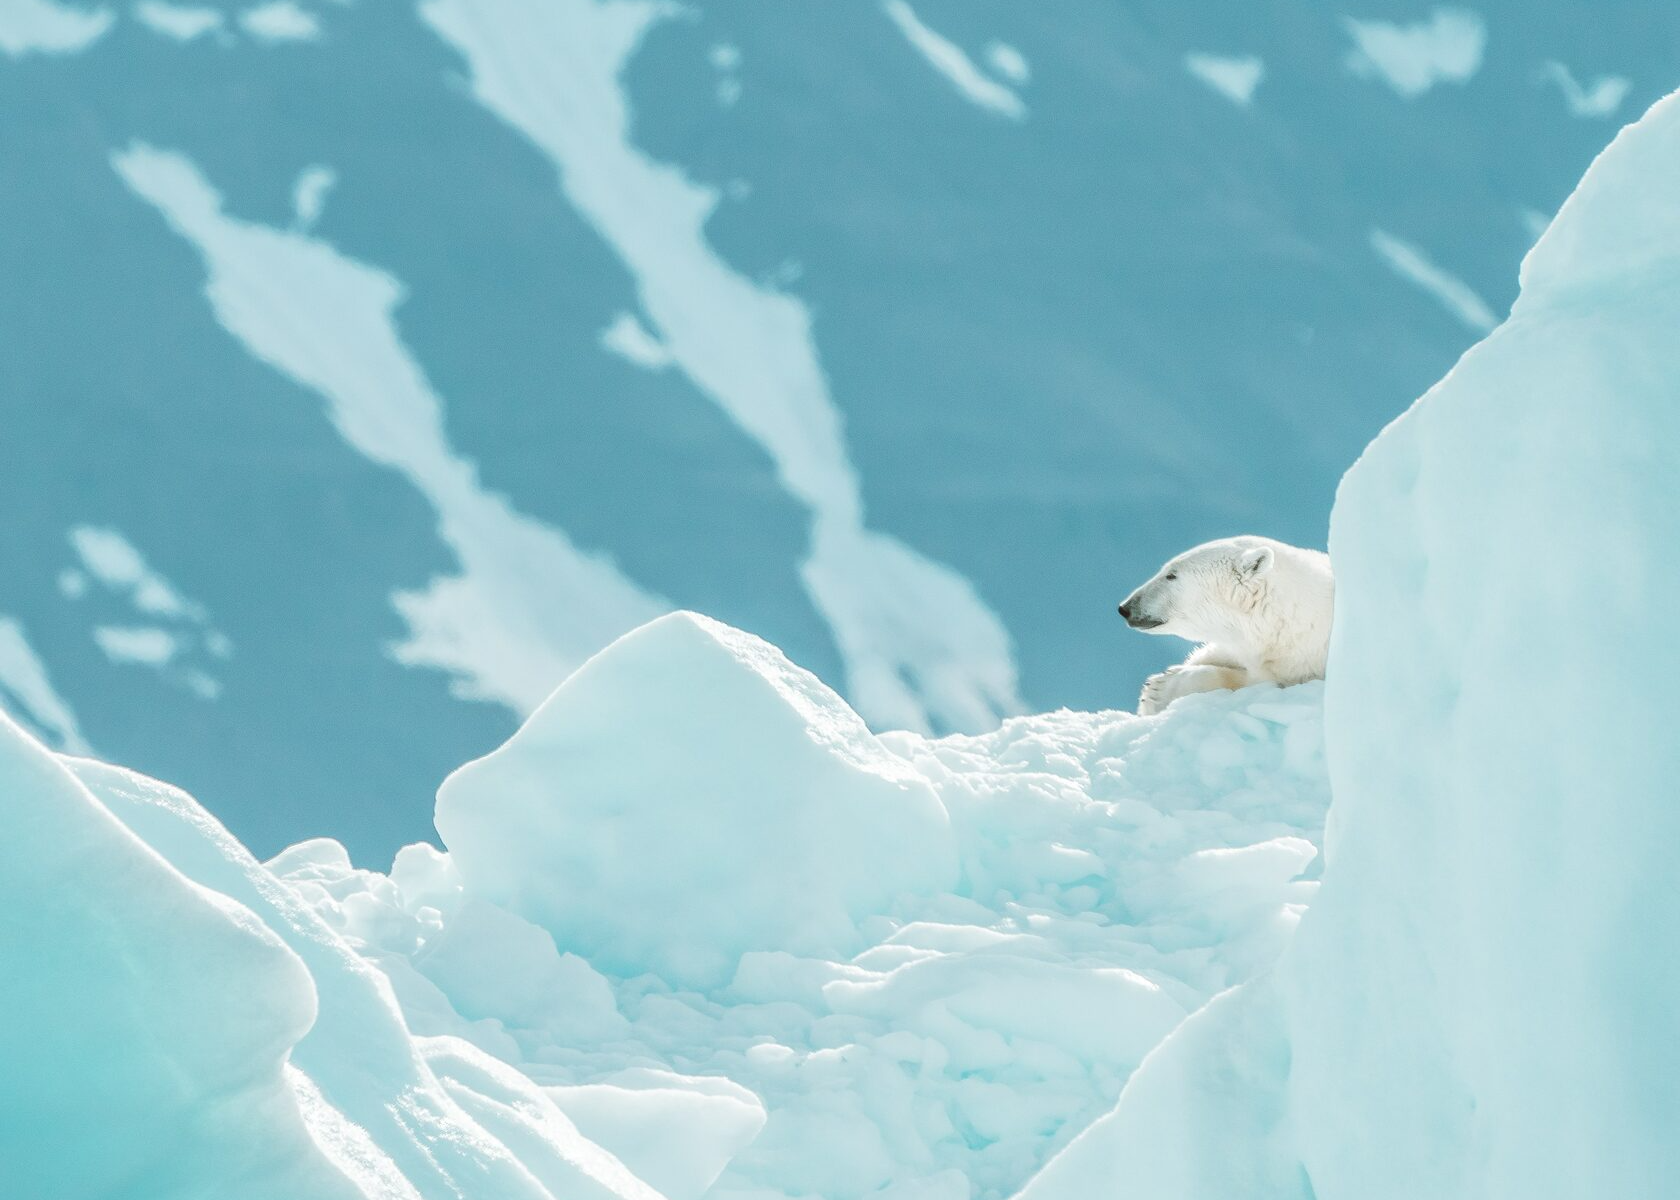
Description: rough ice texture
xmin=1017 ymin=85 xmax=1680 ymax=1200
xmin=324 ymin=622 xmax=1329 ymax=1198
xmin=0 ymin=603 xmax=1330 ymax=1198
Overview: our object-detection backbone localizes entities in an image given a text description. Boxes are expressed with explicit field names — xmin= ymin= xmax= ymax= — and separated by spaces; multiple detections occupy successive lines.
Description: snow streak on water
xmin=1370 ymin=228 xmax=1498 ymax=333
xmin=291 ymin=165 xmax=336 ymax=230
xmin=419 ymin=0 xmax=1024 ymax=733
xmin=238 ymin=0 xmax=318 ymax=43
xmin=133 ymin=1 xmax=222 ymax=42
xmin=1184 ymin=52 xmax=1265 ymax=107
xmin=67 ymin=525 xmax=232 ymax=698
xmin=1540 ymin=61 xmax=1631 ymax=119
xmin=600 ymin=311 xmax=672 ymax=371
xmin=112 ymin=143 xmax=669 ymax=714
xmin=70 ymin=525 xmax=206 ymax=621
xmin=0 ymin=0 xmax=114 ymax=57
xmin=881 ymin=0 xmax=1027 ymax=122
xmin=0 ymin=617 xmax=90 ymax=753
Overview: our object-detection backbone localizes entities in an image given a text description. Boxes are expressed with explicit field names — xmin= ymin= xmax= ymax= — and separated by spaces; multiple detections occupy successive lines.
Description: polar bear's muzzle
xmin=1118 ymin=597 xmax=1164 ymax=630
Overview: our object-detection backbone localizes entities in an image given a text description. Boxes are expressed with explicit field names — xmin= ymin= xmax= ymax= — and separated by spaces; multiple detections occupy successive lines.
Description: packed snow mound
xmin=435 ymin=611 xmax=960 ymax=988
xmin=0 ymin=611 xmax=1331 ymax=1198
xmin=306 ymin=630 xmax=1329 ymax=1200
xmin=1016 ymin=86 xmax=1680 ymax=1200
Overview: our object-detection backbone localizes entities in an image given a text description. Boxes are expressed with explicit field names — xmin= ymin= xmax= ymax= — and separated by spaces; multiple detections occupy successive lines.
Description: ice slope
xmin=1015 ymin=84 xmax=1680 ymax=1200
xmin=290 ymin=613 xmax=1329 ymax=1199
xmin=0 ymin=700 xmax=666 ymax=1200
xmin=0 ymin=607 xmax=1330 ymax=1199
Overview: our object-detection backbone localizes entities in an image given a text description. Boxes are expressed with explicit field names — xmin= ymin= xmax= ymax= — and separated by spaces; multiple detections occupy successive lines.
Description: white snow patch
xmin=181 ymin=668 xmax=222 ymax=699
xmin=984 ymin=39 xmax=1029 ymax=85
xmin=881 ymin=0 xmax=1026 ymax=122
xmin=292 ymin=164 xmax=336 ymax=230
xmin=133 ymin=0 xmax=221 ymax=41
xmin=239 ymin=0 xmax=317 ymax=42
xmin=93 ymin=625 xmax=181 ymax=667
xmin=0 ymin=617 xmax=90 ymax=754
xmin=1184 ymin=51 xmax=1264 ymax=106
xmin=70 ymin=526 xmax=230 ymax=697
xmin=1370 ymin=227 xmax=1498 ymax=332
xmin=1540 ymin=60 xmax=1630 ymax=118
xmin=112 ymin=142 xmax=668 ymax=714
xmin=709 ymin=41 xmax=740 ymax=106
xmin=419 ymin=0 xmax=1024 ymax=734
xmin=1343 ymin=7 xmax=1485 ymax=98
xmin=0 ymin=0 xmax=113 ymax=56
xmin=70 ymin=524 xmax=205 ymax=621
xmin=599 ymin=311 xmax=672 ymax=371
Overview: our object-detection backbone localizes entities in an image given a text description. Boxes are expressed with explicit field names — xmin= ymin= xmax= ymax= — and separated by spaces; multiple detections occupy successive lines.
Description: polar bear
xmin=1117 ymin=535 xmax=1333 ymax=716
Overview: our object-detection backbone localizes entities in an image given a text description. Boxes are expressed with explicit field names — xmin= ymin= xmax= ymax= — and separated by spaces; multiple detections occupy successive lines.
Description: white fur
xmin=1118 ymin=536 xmax=1333 ymax=715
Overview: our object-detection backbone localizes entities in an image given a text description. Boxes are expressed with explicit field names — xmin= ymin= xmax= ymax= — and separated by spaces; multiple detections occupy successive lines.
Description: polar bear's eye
xmin=1164 ymin=572 xmax=1177 ymax=581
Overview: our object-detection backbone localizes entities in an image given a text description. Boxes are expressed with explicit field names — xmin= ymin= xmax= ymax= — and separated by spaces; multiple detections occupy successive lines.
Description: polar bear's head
xmin=1117 ymin=537 xmax=1276 ymax=643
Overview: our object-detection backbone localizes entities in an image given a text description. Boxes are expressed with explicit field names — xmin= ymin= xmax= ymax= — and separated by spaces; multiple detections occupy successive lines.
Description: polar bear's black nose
xmin=1117 ymin=601 xmax=1132 ymax=621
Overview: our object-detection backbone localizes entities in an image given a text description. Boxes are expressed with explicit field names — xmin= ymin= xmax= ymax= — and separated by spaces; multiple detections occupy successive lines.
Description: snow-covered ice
xmin=0 ymin=606 xmax=1328 ymax=1198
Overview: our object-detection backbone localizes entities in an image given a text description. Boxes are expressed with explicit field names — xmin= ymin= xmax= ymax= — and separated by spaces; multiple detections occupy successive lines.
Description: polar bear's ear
xmin=1238 ymin=545 xmax=1275 ymax=579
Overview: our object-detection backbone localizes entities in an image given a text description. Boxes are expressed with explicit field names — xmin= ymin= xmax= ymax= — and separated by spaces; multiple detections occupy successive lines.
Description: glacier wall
xmin=1285 ymin=85 xmax=1680 ymax=1200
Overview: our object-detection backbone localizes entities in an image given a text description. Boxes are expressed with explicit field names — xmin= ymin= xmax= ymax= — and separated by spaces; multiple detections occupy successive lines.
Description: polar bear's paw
xmin=1137 ymin=663 xmax=1249 ymax=716
xmin=1137 ymin=667 xmax=1183 ymax=716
